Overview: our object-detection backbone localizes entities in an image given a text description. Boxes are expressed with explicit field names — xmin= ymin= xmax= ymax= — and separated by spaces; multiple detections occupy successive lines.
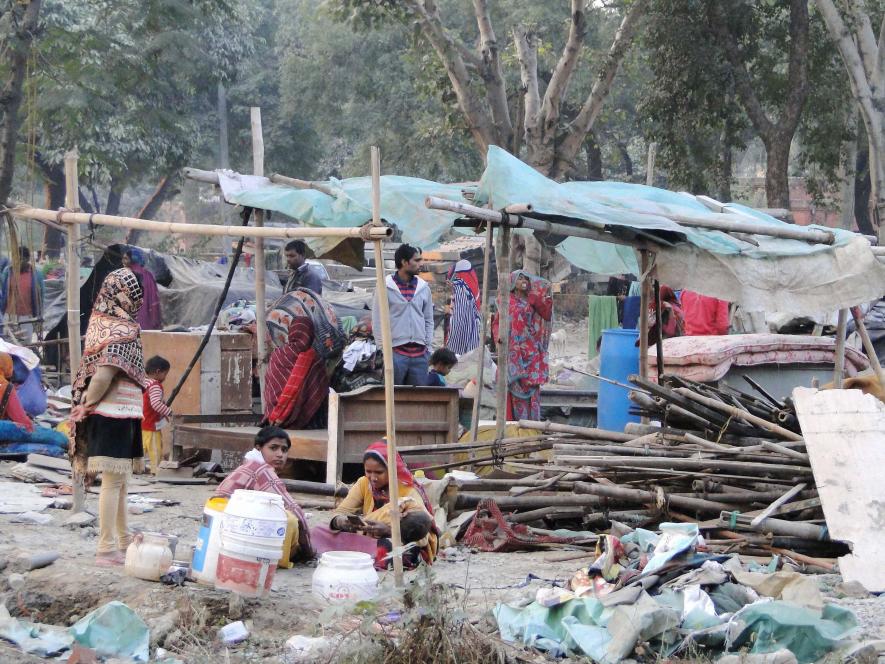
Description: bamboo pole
xmin=850 ymin=306 xmax=885 ymax=387
xmin=560 ymin=455 xmax=813 ymax=476
xmin=652 ymin=277 xmax=664 ymax=381
xmin=638 ymin=252 xmax=651 ymax=401
xmin=494 ymin=225 xmax=511 ymax=439
xmin=573 ymin=481 xmax=734 ymax=512
xmin=833 ymin=309 xmax=848 ymax=387
xmin=469 ymin=221 xmax=494 ymax=441
xmin=426 ymin=195 xmax=835 ymax=245
xmin=518 ymin=419 xmax=635 ymax=443
xmin=251 ymin=108 xmax=268 ymax=408
xmin=673 ymin=387 xmax=804 ymax=442
xmin=64 ymin=150 xmax=86 ymax=514
xmin=11 ymin=206 xmax=391 ymax=240
xmin=426 ymin=196 xmax=653 ymax=250
xmin=370 ymin=146 xmax=404 ymax=585
xmin=183 ymin=166 xmax=335 ymax=197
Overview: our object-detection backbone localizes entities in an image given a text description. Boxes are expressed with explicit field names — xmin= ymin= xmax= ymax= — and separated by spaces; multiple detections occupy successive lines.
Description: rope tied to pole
xmin=358 ymin=222 xmax=375 ymax=241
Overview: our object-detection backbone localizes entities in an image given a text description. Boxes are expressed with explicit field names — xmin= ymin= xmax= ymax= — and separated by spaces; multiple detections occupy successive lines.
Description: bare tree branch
xmin=409 ymin=0 xmax=497 ymax=154
xmin=473 ymin=0 xmax=513 ymax=147
xmin=513 ymin=27 xmax=541 ymax=163
xmin=843 ymin=0 xmax=880 ymax=84
xmin=813 ymin=0 xmax=877 ymax=123
xmin=550 ymin=0 xmax=648 ymax=179
xmin=541 ymin=0 xmax=587 ymax=133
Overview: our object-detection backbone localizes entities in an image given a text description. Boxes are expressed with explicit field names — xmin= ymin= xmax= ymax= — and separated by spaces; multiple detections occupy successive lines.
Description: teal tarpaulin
xmin=213 ymin=147 xmax=885 ymax=311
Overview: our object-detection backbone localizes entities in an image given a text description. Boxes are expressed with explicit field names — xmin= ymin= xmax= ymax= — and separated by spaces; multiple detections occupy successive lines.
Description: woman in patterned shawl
xmin=262 ymin=316 xmax=330 ymax=429
xmin=491 ymin=270 xmax=553 ymax=420
xmin=70 ymin=269 xmax=147 ymax=566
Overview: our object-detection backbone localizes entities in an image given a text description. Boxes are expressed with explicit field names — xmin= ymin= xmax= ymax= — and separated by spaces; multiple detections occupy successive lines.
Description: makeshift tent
xmin=202 ymin=147 xmax=885 ymax=315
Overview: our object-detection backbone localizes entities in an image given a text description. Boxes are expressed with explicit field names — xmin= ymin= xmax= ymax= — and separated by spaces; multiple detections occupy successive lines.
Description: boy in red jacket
xmin=142 ymin=355 xmax=172 ymax=474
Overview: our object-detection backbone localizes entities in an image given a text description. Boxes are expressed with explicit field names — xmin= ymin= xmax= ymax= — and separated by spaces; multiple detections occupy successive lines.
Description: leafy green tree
xmin=27 ymin=0 xmax=254 ymax=253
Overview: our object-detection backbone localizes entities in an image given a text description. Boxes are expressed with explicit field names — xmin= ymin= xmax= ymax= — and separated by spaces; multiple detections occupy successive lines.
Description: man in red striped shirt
xmin=142 ymin=355 xmax=173 ymax=474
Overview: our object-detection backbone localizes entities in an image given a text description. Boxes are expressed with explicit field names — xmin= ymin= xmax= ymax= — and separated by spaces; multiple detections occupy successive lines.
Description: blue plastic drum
xmin=597 ymin=328 xmax=640 ymax=432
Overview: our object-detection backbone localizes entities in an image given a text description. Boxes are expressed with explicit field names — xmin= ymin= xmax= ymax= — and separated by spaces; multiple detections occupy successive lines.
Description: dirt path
xmin=2 ymin=476 xmax=883 ymax=662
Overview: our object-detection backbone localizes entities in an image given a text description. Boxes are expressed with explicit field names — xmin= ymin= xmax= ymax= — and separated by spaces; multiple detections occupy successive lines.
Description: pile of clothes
xmin=0 ymin=338 xmax=64 ymax=457
xmin=496 ymin=521 xmax=863 ymax=663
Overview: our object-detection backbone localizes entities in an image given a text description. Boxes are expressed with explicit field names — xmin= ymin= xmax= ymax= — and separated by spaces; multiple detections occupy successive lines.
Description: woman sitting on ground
xmin=215 ymin=426 xmax=313 ymax=564
xmin=330 ymin=441 xmax=437 ymax=569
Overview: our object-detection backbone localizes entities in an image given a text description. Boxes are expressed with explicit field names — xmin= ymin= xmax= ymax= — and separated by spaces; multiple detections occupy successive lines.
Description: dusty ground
xmin=1 ymin=474 xmax=884 ymax=663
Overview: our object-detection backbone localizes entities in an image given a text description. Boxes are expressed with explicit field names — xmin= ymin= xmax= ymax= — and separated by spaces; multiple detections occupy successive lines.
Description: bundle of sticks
xmin=439 ymin=375 xmax=838 ymax=567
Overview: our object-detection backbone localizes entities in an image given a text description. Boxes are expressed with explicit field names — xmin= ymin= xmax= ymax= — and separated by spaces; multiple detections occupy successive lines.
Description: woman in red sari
xmin=492 ymin=270 xmax=553 ymax=420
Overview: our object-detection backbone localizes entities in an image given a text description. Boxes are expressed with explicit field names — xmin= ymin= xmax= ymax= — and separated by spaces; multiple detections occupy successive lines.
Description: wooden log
xmin=833 ymin=309 xmax=848 ymax=388
xmin=557 ymin=454 xmax=813 ymax=476
xmin=371 ymin=146 xmax=403 ymax=585
xmin=573 ymin=481 xmax=734 ymax=512
xmin=280 ymin=479 xmax=348 ymax=497
xmin=518 ymin=419 xmax=635 ymax=443
xmin=495 ymin=225 xmax=511 ymax=439
xmin=454 ymin=492 xmax=617 ymax=511
xmin=13 ymin=206 xmax=392 ymax=240
xmin=469 ymin=220 xmax=494 ymax=442
xmin=251 ymin=108 xmax=268 ymax=409
xmin=673 ymin=387 xmax=803 ymax=442
xmin=64 ymin=150 xmax=86 ymax=514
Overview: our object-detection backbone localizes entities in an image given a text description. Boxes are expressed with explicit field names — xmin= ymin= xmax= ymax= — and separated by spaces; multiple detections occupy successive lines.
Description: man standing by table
xmin=373 ymin=244 xmax=434 ymax=386
xmin=284 ymin=240 xmax=323 ymax=295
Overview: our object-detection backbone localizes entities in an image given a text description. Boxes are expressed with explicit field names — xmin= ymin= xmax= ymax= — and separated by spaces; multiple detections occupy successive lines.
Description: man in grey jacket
xmin=372 ymin=244 xmax=434 ymax=386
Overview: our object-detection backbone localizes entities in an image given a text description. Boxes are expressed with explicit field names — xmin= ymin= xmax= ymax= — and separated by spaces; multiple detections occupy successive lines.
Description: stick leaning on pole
xmin=251 ymin=107 xmax=268 ymax=410
xmin=370 ymin=146 xmax=404 ymax=586
xmin=64 ymin=150 xmax=86 ymax=514
xmin=469 ymin=221 xmax=494 ymax=441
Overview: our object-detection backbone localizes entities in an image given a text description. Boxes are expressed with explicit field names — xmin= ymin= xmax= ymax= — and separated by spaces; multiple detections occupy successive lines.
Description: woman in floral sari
xmin=492 ymin=270 xmax=553 ymax=420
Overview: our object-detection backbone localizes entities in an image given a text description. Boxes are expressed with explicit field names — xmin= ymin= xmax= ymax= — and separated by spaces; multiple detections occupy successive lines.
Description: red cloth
xmin=3 ymin=386 xmax=33 ymax=432
xmin=461 ymin=499 xmax=576 ymax=552
xmin=141 ymin=379 xmax=171 ymax=431
xmin=10 ymin=272 xmax=34 ymax=317
xmin=681 ymin=291 xmax=730 ymax=336
xmin=263 ymin=317 xmax=329 ymax=429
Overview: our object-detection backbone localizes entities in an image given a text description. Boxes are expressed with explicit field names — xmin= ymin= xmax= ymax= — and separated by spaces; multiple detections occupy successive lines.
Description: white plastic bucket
xmin=312 ymin=551 xmax=379 ymax=603
xmin=215 ymin=490 xmax=287 ymax=597
xmin=191 ymin=498 xmax=227 ymax=585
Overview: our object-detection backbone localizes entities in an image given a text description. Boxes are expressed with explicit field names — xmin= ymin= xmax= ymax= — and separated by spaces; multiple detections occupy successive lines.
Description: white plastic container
xmin=125 ymin=532 xmax=174 ymax=581
xmin=215 ymin=489 xmax=287 ymax=597
xmin=312 ymin=551 xmax=379 ymax=603
xmin=191 ymin=497 xmax=227 ymax=585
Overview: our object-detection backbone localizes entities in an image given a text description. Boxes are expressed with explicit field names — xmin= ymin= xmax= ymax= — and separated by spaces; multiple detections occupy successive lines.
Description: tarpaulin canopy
xmin=211 ymin=147 xmax=885 ymax=314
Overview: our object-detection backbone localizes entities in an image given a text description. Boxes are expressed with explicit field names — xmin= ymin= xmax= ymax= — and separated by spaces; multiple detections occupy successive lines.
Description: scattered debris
xmin=217 ymin=620 xmax=249 ymax=646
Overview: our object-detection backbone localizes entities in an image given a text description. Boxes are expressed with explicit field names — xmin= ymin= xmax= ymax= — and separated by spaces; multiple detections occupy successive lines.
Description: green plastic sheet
xmin=69 ymin=601 xmax=150 ymax=662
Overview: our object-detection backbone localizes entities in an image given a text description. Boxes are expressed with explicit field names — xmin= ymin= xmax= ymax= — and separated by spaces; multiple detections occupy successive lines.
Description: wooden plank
xmin=750 ymin=483 xmax=807 ymax=527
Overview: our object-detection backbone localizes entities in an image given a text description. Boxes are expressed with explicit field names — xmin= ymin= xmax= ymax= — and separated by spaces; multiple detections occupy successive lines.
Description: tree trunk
xmin=617 ymin=142 xmax=633 ymax=177
xmin=0 ymin=0 xmax=42 ymax=205
xmin=854 ymin=139 xmax=874 ymax=236
xmin=105 ymin=180 xmax=122 ymax=217
xmin=839 ymin=121 xmax=857 ymax=231
xmin=762 ymin=135 xmax=792 ymax=210
xmin=78 ymin=188 xmax=94 ymax=214
xmin=126 ymin=175 xmax=180 ymax=243
xmin=40 ymin=159 xmax=65 ymax=259
xmin=586 ymin=132 xmax=602 ymax=180
xmin=715 ymin=126 xmax=733 ymax=201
